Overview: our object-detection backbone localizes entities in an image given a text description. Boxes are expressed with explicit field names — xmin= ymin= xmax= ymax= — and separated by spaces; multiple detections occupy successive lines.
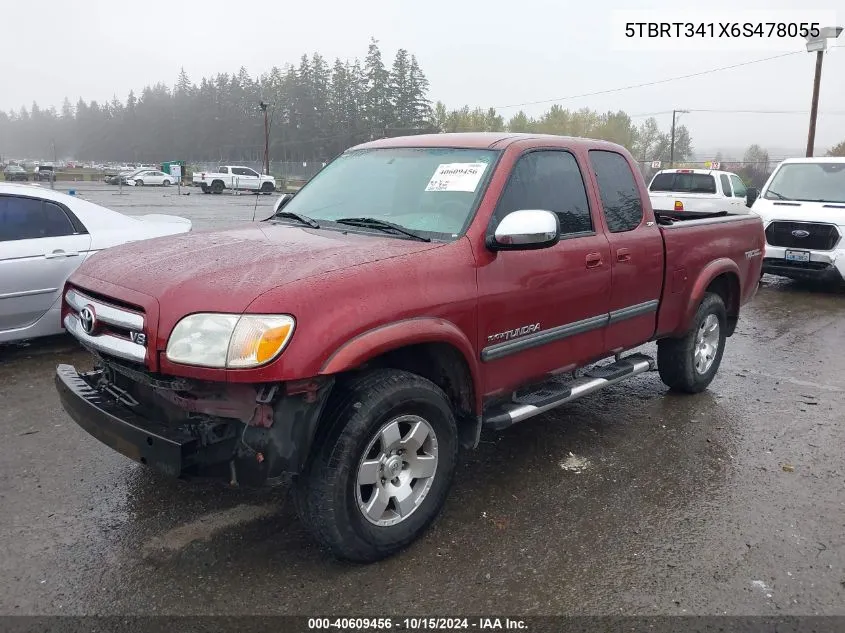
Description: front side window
xmin=589 ymin=150 xmax=643 ymax=233
xmin=280 ymin=147 xmax=499 ymax=239
xmin=494 ymin=150 xmax=593 ymax=235
xmin=730 ymin=175 xmax=747 ymax=198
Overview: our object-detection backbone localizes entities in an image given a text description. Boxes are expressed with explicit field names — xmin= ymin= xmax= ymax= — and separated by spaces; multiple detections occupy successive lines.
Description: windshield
xmin=649 ymin=172 xmax=717 ymax=194
xmin=764 ymin=163 xmax=845 ymax=203
xmin=279 ymin=147 xmax=499 ymax=239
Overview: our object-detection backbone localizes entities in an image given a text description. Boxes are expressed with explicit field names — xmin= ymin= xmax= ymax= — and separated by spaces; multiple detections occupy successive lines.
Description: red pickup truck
xmin=55 ymin=133 xmax=764 ymax=562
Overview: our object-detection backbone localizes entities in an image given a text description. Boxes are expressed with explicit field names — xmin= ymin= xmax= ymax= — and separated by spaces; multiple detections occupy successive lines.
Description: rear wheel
xmin=657 ymin=292 xmax=727 ymax=394
xmin=294 ymin=369 xmax=458 ymax=562
xmin=211 ymin=180 xmax=224 ymax=194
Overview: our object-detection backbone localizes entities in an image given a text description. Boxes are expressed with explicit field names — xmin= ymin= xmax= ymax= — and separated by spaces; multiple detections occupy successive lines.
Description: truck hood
xmin=77 ymin=223 xmax=443 ymax=312
xmin=751 ymin=198 xmax=845 ymax=227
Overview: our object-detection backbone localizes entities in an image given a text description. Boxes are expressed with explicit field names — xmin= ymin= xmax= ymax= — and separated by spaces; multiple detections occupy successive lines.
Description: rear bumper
xmin=55 ymin=364 xmax=201 ymax=477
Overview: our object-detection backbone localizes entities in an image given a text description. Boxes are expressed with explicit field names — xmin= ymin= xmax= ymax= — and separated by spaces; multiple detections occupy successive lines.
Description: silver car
xmin=0 ymin=183 xmax=192 ymax=343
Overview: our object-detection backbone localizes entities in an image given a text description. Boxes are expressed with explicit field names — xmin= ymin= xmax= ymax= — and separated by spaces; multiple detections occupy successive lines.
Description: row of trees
xmin=0 ymin=39 xmax=697 ymax=168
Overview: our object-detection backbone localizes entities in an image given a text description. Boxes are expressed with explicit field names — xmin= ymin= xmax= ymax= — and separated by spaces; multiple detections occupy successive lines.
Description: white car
xmin=0 ymin=183 xmax=192 ymax=343
xmin=752 ymin=157 xmax=845 ymax=285
xmin=648 ymin=168 xmax=754 ymax=214
xmin=125 ymin=170 xmax=173 ymax=187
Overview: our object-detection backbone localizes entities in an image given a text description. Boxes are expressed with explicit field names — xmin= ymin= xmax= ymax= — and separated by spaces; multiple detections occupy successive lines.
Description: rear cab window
xmin=719 ymin=174 xmax=732 ymax=197
xmin=650 ymin=172 xmax=717 ymax=194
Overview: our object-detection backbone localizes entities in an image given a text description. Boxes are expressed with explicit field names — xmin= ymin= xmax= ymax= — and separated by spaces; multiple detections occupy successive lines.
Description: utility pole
xmin=51 ymin=139 xmax=57 ymax=189
xmin=259 ymin=101 xmax=270 ymax=175
xmin=805 ymin=26 xmax=843 ymax=157
xmin=806 ymin=50 xmax=824 ymax=157
xmin=669 ymin=109 xmax=689 ymax=169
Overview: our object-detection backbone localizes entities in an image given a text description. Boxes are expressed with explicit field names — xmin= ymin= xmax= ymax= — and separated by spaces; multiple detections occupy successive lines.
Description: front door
xmin=587 ymin=150 xmax=664 ymax=352
xmin=476 ymin=149 xmax=612 ymax=397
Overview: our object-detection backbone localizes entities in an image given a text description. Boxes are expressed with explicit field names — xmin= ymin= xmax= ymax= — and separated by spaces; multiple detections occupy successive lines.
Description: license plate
xmin=785 ymin=250 xmax=810 ymax=263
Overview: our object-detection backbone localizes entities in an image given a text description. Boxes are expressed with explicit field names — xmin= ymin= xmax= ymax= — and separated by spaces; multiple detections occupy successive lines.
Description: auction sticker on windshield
xmin=425 ymin=163 xmax=488 ymax=192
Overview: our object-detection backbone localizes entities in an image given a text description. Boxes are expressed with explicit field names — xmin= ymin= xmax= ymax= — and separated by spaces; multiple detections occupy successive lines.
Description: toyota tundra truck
xmin=54 ymin=133 xmax=764 ymax=562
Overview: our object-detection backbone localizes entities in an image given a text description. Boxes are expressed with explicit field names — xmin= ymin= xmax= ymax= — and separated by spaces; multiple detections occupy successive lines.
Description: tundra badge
xmin=487 ymin=323 xmax=540 ymax=343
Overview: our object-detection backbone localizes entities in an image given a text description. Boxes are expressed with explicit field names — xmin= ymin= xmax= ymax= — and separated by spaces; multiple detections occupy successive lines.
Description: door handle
xmin=45 ymin=250 xmax=79 ymax=259
xmin=616 ymin=248 xmax=632 ymax=263
xmin=585 ymin=253 xmax=603 ymax=269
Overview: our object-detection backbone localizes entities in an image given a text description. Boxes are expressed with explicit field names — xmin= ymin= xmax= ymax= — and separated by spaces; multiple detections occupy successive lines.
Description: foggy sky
xmin=4 ymin=0 xmax=843 ymax=155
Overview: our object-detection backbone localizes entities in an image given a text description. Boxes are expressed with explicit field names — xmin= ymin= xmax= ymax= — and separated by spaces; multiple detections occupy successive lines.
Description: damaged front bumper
xmin=55 ymin=363 xmax=333 ymax=485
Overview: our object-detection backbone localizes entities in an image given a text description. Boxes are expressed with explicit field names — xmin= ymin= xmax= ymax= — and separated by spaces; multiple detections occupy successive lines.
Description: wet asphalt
xmin=1 ymin=183 xmax=844 ymax=616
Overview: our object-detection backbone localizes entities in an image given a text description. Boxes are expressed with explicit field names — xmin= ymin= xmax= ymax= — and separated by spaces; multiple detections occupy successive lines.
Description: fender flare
xmin=680 ymin=258 xmax=741 ymax=334
xmin=319 ymin=317 xmax=482 ymax=412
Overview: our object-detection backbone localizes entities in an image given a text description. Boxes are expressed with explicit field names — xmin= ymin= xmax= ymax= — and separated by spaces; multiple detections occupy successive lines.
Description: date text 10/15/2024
xmin=307 ymin=618 xmax=528 ymax=630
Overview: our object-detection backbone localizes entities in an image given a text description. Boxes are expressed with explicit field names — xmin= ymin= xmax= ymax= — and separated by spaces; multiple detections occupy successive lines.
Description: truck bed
xmin=655 ymin=213 xmax=764 ymax=338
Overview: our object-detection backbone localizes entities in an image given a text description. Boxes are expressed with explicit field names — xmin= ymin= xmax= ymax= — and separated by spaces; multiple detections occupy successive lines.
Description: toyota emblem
xmin=79 ymin=305 xmax=97 ymax=335
xmin=791 ymin=229 xmax=810 ymax=238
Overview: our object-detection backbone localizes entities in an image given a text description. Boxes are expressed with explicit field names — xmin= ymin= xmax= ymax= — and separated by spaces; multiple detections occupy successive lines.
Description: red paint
xmin=64 ymin=133 xmax=764 ymax=413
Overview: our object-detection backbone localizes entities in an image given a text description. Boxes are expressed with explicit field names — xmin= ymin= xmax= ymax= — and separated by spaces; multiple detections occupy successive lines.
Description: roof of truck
xmin=352 ymin=132 xmax=625 ymax=151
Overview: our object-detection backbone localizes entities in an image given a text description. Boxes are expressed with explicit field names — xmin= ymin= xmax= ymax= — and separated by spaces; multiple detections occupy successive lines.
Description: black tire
xmin=657 ymin=292 xmax=727 ymax=394
xmin=135 ymin=179 xmax=144 ymax=187
xmin=294 ymin=369 xmax=459 ymax=563
xmin=211 ymin=180 xmax=224 ymax=194
xmin=201 ymin=184 xmax=210 ymax=194
xmin=162 ymin=180 xmax=171 ymax=187
xmin=260 ymin=182 xmax=275 ymax=194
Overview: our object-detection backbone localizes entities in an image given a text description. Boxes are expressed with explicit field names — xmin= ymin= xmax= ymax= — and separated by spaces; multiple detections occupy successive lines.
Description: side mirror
xmin=273 ymin=193 xmax=294 ymax=214
xmin=746 ymin=187 xmax=759 ymax=207
xmin=487 ymin=209 xmax=560 ymax=251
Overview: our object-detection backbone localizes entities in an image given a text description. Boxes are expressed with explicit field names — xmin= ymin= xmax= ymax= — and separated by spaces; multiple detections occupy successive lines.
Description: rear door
xmin=0 ymin=195 xmax=92 ymax=333
xmin=588 ymin=150 xmax=664 ymax=352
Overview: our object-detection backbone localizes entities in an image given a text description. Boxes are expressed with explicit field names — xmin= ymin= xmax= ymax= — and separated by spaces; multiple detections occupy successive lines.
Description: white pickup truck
xmin=648 ymin=168 xmax=754 ymax=215
xmin=193 ymin=166 xmax=276 ymax=194
xmin=752 ymin=157 xmax=845 ymax=286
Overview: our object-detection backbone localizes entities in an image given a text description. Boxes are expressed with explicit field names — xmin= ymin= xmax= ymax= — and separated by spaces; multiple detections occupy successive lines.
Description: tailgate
xmin=649 ymin=192 xmax=721 ymax=213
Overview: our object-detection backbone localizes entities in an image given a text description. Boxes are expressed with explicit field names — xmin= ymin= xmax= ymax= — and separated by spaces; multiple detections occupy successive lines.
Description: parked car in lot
xmin=35 ymin=165 xmax=56 ymax=182
xmin=752 ymin=157 xmax=845 ymax=285
xmin=125 ymin=170 xmax=173 ymax=187
xmin=648 ymin=168 xmax=756 ymax=214
xmin=0 ymin=183 xmax=192 ymax=344
xmin=4 ymin=165 xmax=29 ymax=182
xmin=54 ymin=133 xmax=763 ymax=562
xmin=194 ymin=165 xmax=276 ymax=194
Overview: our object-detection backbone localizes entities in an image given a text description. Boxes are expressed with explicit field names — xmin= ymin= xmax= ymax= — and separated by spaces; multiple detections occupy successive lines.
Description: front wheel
xmin=162 ymin=180 xmax=171 ymax=186
xmin=260 ymin=182 xmax=275 ymax=194
xmin=657 ymin=292 xmax=727 ymax=394
xmin=135 ymin=179 xmax=144 ymax=186
xmin=294 ymin=369 xmax=458 ymax=562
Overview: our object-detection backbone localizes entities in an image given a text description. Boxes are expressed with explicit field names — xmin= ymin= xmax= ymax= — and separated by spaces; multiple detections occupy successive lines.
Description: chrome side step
xmin=482 ymin=353 xmax=655 ymax=430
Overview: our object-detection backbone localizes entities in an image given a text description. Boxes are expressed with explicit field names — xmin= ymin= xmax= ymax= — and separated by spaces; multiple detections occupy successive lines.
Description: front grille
xmin=765 ymin=221 xmax=840 ymax=251
xmin=64 ymin=287 xmax=147 ymax=364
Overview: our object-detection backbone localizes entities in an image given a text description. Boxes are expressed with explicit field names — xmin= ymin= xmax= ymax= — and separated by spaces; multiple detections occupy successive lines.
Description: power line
xmin=491 ymin=50 xmax=804 ymax=110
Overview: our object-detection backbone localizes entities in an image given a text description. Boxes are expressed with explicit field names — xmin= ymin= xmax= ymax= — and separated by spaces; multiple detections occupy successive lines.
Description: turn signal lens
xmin=226 ymin=315 xmax=295 ymax=368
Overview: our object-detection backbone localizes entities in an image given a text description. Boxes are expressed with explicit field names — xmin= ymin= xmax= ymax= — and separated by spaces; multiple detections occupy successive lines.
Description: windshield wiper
xmin=333 ymin=217 xmax=431 ymax=242
xmin=765 ymin=189 xmax=791 ymax=201
xmin=269 ymin=211 xmax=320 ymax=228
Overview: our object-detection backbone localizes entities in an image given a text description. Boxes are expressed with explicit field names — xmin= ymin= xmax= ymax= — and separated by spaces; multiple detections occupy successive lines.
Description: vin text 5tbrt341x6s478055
xmin=54 ymin=133 xmax=764 ymax=562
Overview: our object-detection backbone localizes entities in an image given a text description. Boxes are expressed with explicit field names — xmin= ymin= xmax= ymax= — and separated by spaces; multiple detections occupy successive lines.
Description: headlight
xmin=165 ymin=313 xmax=295 ymax=368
